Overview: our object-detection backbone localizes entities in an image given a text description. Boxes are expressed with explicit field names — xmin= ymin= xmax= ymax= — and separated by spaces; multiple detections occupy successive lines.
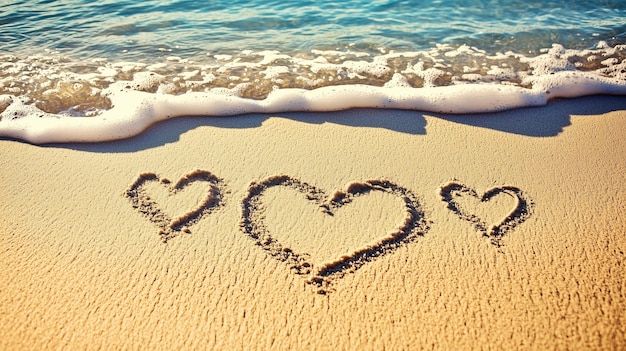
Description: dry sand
xmin=1 ymin=95 xmax=625 ymax=350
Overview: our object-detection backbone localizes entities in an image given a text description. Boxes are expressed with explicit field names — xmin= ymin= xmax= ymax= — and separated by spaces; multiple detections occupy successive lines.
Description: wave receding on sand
xmin=1 ymin=42 xmax=625 ymax=143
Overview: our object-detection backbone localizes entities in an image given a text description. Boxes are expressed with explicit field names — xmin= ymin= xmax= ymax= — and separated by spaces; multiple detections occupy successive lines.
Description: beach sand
xmin=1 ymin=95 xmax=625 ymax=350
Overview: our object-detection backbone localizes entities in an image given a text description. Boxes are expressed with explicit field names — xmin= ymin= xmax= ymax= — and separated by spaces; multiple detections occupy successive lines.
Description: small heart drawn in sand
xmin=240 ymin=175 xmax=429 ymax=293
xmin=439 ymin=181 xmax=533 ymax=247
xmin=124 ymin=170 xmax=225 ymax=242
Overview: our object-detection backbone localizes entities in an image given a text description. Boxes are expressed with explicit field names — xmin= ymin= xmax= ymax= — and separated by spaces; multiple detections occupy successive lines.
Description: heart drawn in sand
xmin=439 ymin=181 xmax=533 ymax=246
xmin=124 ymin=170 xmax=225 ymax=242
xmin=240 ymin=175 xmax=430 ymax=293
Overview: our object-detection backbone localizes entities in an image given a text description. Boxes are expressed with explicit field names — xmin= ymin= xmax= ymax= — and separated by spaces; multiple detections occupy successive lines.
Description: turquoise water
xmin=2 ymin=0 xmax=625 ymax=60
xmin=0 ymin=0 xmax=625 ymax=142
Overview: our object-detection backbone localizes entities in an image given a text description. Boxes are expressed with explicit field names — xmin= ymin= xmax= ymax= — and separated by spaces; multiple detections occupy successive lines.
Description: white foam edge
xmin=0 ymin=70 xmax=625 ymax=144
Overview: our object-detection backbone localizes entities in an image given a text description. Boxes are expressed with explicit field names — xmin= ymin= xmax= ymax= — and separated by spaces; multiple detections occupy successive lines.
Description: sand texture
xmin=1 ymin=96 xmax=625 ymax=350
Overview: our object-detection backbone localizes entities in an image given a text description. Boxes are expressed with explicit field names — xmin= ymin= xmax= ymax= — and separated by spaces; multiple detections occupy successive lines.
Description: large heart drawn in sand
xmin=124 ymin=170 xmax=225 ymax=242
xmin=439 ymin=181 xmax=533 ymax=247
xmin=240 ymin=175 xmax=430 ymax=293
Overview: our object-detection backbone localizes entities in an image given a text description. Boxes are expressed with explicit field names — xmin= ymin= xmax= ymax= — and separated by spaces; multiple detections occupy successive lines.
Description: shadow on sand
xmin=9 ymin=95 xmax=623 ymax=153
xmin=432 ymin=95 xmax=626 ymax=137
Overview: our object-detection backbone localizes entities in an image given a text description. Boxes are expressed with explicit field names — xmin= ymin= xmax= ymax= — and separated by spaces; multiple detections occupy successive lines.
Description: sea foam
xmin=1 ymin=43 xmax=625 ymax=144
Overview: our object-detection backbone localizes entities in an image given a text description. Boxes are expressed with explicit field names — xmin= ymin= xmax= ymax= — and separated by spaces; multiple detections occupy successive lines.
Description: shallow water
xmin=3 ymin=0 xmax=625 ymax=59
xmin=0 ymin=0 xmax=625 ymax=143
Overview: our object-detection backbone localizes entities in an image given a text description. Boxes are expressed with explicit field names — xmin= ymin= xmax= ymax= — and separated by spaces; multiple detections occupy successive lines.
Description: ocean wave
xmin=1 ymin=42 xmax=625 ymax=143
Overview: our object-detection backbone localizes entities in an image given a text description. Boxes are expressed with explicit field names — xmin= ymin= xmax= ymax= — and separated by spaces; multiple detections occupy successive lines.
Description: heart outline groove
xmin=439 ymin=181 xmax=533 ymax=247
xmin=240 ymin=175 xmax=430 ymax=293
xmin=124 ymin=170 xmax=225 ymax=242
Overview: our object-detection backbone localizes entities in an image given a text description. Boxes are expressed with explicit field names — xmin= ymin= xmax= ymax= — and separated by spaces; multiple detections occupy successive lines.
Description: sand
xmin=1 ymin=95 xmax=625 ymax=350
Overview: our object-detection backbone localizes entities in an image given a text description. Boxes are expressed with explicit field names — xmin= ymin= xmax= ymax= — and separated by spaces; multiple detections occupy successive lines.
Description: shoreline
xmin=2 ymin=41 xmax=626 ymax=144
xmin=1 ymin=95 xmax=625 ymax=350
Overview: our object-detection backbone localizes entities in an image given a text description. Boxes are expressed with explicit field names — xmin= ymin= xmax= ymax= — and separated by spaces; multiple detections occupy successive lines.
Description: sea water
xmin=0 ymin=0 xmax=625 ymax=143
